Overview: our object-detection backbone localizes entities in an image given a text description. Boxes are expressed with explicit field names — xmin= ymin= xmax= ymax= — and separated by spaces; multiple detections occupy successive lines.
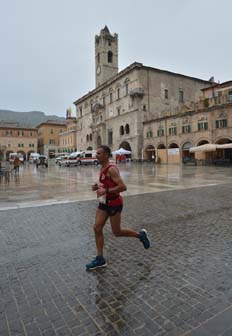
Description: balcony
xmin=92 ymin=103 xmax=104 ymax=113
xmin=129 ymin=87 xmax=144 ymax=98
xmin=200 ymin=94 xmax=232 ymax=109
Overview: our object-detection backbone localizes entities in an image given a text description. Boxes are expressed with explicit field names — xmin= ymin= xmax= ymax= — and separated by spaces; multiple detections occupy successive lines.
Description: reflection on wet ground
xmin=0 ymin=161 xmax=231 ymax=210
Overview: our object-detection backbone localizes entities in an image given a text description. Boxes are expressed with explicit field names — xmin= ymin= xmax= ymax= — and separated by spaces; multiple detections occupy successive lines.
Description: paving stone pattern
xmin=0 ymin=184 xmax=232 ymax=335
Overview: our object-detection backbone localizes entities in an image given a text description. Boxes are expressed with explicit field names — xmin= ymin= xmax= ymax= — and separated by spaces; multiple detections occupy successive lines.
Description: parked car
xmin=29 ymin=153 xmax=40 ymax=163
xmin=76 ymin=151 xmax=99 ymax=166
xmin=36 ymin=155 xmax=48 ymax=168
xmin=55 ymin=154 xmax=68 ymax=164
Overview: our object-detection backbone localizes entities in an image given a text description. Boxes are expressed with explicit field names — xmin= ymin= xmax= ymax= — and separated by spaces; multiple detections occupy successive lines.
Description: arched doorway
xmin=197 ymin=140 xmax=209 ymax=146
xmin=157 ymin=144 xmax=166 ymax=149
xmin=118 ymin=141 xmax=132 ymax=161
xmin=144 ymin=145 xmax=155 ymax=161
xmin=27 ymin=150 xmax=35 ymax=160
xmin=196 ymin=140 xmax=211 ymax=163
xmin=6 ymin=151 xmax=13 ymax=161
xmin=168 ymin=143 xmax=179 ymax=149
xmin=182 ymin=142 xmax=194 ymax=163
xmin=215 ymin=138 xmax=232 ymax=145
xmin=157 ymin=144 xmax=166 ymax=164
xmin=18 ymin=151 xmax=26 ymax=161
xmin=215 ymin=138 xmax=232 ymax=163
xmin=119 ymin=141 xmax=131 ymax=151
xmin=168 ymin=143 xmax=180 ymax=164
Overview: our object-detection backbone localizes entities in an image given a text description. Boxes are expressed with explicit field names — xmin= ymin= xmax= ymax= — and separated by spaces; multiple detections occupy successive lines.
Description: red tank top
xmin=99 ymin=164 xmax=123 ymax=206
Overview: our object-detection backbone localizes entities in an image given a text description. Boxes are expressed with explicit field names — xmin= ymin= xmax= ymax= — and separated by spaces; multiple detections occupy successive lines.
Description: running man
xmin=86 ymin=145 xmax=150 ymax=271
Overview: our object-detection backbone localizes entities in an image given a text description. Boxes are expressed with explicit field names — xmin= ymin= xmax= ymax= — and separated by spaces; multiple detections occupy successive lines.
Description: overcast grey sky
xmin=1 ymin=0 xmax=231 ymax=117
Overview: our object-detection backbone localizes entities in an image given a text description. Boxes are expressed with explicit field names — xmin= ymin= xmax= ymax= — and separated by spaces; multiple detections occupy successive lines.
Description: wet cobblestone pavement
xmin=1 ymin=162 xmax=232 ymax=210
xmin=1 ymin=183 xmax=232 ymax=335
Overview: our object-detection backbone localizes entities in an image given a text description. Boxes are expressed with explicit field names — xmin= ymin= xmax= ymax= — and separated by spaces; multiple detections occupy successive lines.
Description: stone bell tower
xmin=95 ymin=26 xmax=118 ymax=88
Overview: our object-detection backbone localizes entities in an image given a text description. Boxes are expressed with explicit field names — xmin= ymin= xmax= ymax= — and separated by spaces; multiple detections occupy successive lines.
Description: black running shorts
xmin=98 ymin=203 xmax=123 ymax=216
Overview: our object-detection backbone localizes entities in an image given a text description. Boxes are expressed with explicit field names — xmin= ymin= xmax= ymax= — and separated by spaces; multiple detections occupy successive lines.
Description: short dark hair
xmin=99 ymin=145 xmax=111 ymax=157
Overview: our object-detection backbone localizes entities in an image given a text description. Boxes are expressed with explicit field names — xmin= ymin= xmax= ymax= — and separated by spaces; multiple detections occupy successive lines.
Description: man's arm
xmin=107 ymin=167 xmax=127 ymax=193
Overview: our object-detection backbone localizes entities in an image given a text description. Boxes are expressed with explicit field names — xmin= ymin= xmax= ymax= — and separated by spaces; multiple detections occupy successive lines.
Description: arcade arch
xmin=182 ymin=142 xmax=194 ymax=161
xmin=215 ymin=137 xmax=232 ymax=162
xmin=119 ymin=141 xmax=131 ymax=151
xmin=144 ymin=145 xmax=155 ymax=161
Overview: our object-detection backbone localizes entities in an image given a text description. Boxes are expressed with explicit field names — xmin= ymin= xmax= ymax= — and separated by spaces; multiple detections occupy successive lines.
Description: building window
xmin=108 ymin=130 xmax=113 ymax=145
xmin=49 ymin=139 xmax=55 ymax=145
xmin=117 ymin=88 xmax=120 ymax=100
xmin=179 ymin=90 xmax=184 ymax=103
xmin=169 ymin=127 xmax=177 ymax=135
xmin=228 ymin=91 xmax=232 ymax=102
xmin=30 ymin=132 xmax=33 ymax=136
xmin=102 ymin=96 xmax=105 ymax=106
xmin=143 ymin=105 xmax=146 ymax=111
xmin=80 ymin=107 xmax=82 ymax=118
xmin=146 ymin=128 xmax=153 ymax=138
xmin=50 ymin=128 xmax=54 ymax=134
xmin=6 ymin=130 xmax=12 ymax=136
xmin=157 ymin=129 xmax=164 ymax=137
xmin=117 ymin=107 xmax=121 ymax=115
xmin=165 ymin=89 xmax=169 ymax=99
xmin=108 ymin=51 xmax=113 ymax=63
xmin=86 ymin=134 xmax=89 ymax=142
xmin=120 ymin=125 xmax=124 ymax=136
xmin=182 ymin=125 xmax=191 ymax=133
xmin=125 ymin=83 xmax=129 ymax=96
xmin=110 ymin=93 xmax=113 ymax=103
xmin=97 ymin=53 xmax=100 ymax=63
xmin=216 ymin=119 xmax=227 ymax=128
xmin=125 ymin=124 xmax=130 ymax=134
xmin=198 ymin=122 xmax=208 ymax=131
xmin=90 ymin=134 xmax=92 ymax=141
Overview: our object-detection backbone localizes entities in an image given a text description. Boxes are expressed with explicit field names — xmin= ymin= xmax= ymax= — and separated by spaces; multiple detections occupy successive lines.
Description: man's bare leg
xmin=94 ymin=208 xmax=109 ymax=256
xmin=110 ymin=212 xmax=139 ymax=238
xmin=110 ymin=212 xmax=150 ymax=249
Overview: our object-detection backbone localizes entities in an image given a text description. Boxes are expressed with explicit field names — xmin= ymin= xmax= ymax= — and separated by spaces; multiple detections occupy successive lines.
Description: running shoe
xmin=86 ymin=256 xmax=107 ymax=271
xmin=139 ymin=229 xmax=150 ymax=249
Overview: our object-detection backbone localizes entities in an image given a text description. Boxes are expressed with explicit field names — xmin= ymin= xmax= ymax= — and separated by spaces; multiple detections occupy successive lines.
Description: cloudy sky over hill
xmin=0 ymin=0 xmax=231 ymax=117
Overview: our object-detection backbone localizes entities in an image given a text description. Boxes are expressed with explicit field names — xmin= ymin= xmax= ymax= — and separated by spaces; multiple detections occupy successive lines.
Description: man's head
xmin=96 ymin=145 xmax=111 ymax=164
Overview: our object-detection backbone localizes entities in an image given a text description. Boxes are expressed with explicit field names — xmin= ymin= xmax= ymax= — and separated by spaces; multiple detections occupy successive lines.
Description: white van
xmin=29 ymin=153 xmax=40 ymax=163
xmin=65 ymin=151 xmax=82 ymax=167
xmin=76 ymin=151 xmax=99 ymax=166
xmin=9 ymin=153 xmax=24 ymax=164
